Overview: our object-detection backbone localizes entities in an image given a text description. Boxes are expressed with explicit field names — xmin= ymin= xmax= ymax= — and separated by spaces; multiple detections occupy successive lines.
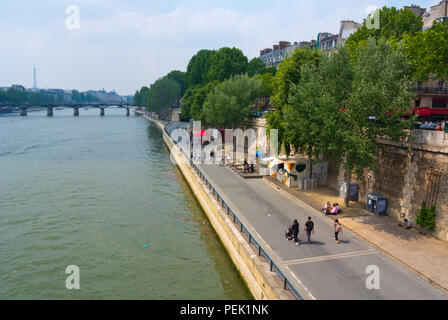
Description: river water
xmin=0 ymin=107 xmax=251 ymax=299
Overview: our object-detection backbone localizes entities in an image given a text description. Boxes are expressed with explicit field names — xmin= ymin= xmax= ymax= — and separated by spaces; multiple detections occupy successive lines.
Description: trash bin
xmin=339 ymin=182 xmax=359 ymax=201
xmin=367 ymin=193 xmax=388 ymax=215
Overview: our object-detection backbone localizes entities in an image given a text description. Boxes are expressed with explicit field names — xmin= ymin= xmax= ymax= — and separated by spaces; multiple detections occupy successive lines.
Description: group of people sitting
xmin=323 ymin=201 xmax=341 ymax=215
xmin=243 ymin=159 xmax=255 ymax=173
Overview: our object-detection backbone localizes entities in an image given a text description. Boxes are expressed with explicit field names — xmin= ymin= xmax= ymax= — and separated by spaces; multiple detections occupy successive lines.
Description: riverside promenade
xmin=135 ymin=110 xmax=447 ymax=299
xmin=198 ymin=164 xmax=447 ymax=300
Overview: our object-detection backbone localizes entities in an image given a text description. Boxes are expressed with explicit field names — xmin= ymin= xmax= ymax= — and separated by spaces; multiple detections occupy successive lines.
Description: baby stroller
xmin=285 ymin=226 xmax=295 ymax=241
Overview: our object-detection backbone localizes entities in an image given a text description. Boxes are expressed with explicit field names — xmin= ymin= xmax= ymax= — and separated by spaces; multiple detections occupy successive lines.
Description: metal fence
xmin=164 ymin=126 xmax=305 ymax=300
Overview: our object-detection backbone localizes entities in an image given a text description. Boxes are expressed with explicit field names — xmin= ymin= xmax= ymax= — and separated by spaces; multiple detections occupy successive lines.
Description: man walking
xmin=334 ymin=219 xmax=342 ymax=244
xmin=304 ymin=216 xmax=315 ymax=243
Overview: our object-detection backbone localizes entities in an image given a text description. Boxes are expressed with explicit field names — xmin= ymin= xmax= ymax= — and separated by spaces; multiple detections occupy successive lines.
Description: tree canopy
xmin=147 ymin=77 xmax=180 ymax=119
xmin=403 ymin=20 xmax=448 ymax=81
xmin=185 ymin=49 xmax=215 ymax=87
xmin=0 ymin=88 xmax=63 ymax=104
xmin=266 ymin=47 xmax=322 ymax=154
xmin=279 ymin=38 xmax=414 ymax=205
xmin=205 ymin=47 xmax=249 ymax=83
xmin=133 ymin=86 xmax=150 ymax=106
xmin=248 ymin=58 xmax=277 ymax=77
xmin=203 ymin=74 xmax=263 ymax=128
xmin=166 ymin=70 xmax=187 ymax=97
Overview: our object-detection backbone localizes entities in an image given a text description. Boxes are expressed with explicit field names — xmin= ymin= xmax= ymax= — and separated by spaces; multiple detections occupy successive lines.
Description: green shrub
xmin=416 ymin=202 xmax=436 ymax=232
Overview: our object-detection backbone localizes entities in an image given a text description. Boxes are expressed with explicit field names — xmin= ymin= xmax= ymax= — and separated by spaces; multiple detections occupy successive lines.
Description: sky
xmin=0 ymin=0 xmax=437 ymax=95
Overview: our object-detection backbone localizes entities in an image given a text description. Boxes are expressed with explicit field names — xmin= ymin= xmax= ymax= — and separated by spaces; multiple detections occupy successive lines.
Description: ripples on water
xmin=0 ymin=108 xmax=251 ymax=299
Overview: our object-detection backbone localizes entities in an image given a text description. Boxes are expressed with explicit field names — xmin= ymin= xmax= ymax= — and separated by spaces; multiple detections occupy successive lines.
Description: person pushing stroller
xmin=285 ymin=219 xmax=300 ymax=245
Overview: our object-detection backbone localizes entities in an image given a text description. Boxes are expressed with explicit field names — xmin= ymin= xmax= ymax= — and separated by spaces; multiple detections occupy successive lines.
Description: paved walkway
xmin=263 ymin=176 xmax=448 ymax=294
xmin=198 ymin=164 xmax=446 ymax=300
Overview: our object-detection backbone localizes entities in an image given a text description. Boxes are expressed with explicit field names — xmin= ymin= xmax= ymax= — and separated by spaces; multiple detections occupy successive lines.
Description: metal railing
xmin=189 ymin=160 xmax=305 ymax=300
xmin=165 ymin=129 xmax=305 ymax=300
xmin=414 ymin=86 xmax=448 ymax=94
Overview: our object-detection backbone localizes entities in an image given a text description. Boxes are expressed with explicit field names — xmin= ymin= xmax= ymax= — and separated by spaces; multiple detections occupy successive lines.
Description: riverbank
xmin=135 ymin=109 xmax=296 ymax=300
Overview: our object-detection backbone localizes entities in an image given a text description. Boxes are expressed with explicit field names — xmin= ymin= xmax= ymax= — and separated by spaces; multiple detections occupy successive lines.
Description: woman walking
xmin=334 ymin=219 xmax=342 ymax=244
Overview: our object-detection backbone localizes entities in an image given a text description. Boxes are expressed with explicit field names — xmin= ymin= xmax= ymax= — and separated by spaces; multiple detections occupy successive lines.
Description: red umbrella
xmin=193 ymin=129 xmax=211 ymax=137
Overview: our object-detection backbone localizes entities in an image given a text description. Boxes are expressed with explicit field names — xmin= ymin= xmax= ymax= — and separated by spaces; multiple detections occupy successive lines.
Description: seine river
xmin=0 ymin=107 xmax=251 ymax=299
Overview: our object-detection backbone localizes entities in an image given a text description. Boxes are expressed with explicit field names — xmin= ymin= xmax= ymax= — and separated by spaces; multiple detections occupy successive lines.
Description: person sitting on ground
xmin=331 ymin=203 xmax=338 ymax=215
xmin=335 ymin=203 xmax=341 ymax=214
xmin=435 ymin=122 xmax=443 ymax=131
xmin=399 ymin=218 xmax=412 ymax=229
xmin=243 ymin=159 xmax=250 ymax=173
xmin=323 ymin=201 xmax=331 ymax=215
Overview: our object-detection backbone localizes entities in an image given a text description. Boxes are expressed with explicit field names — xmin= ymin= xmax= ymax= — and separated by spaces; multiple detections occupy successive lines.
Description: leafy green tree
xmin=186 ymin=49 xmax=215 ymax=87
xmin=343 ymin=38 xmax=415 ymax=205
xmin=166 ymin=70 xmax=187 ymax=97
xmin=203 ymin=74 xmax=262 ymax=128
xmin=134 ymin=86 xmax=150 ymax=106
xmin=267 ymin=48 xmax=322 ymax=154
xmin=257 ymin=72 xmax=275 ymax=98
xmin=180 ymin=86 xmax=196 ymax=120
xmin=403 ymin=20 xmax=448 ymax=81
xmin=205 ymin=47 xmax=248 ymax=83
xmin=147 ymin=77 xmax=180 ymax=119
xmin=346 ymin=6 xmax=423 ymax=61
xmin=189 ymin=81 xmax=219 ymax=122
xmin=285 ymin=48 xmax=353 ymax=178
xmin=248 ymin=58 xmax=278 ymax=77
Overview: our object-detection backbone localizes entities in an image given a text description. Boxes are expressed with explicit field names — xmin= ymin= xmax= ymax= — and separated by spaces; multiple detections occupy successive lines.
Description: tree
xmin=166 ymin=70 xmax=187 ymax=97
xmin=403 ymin=20 xmax=448 ymax=81
xmin=180 ymin=86 xmax=196 ymax=120
xmin=267 ymin=48 xmax=322 ymax=154
xmin=345 ymin=6 xmax=423 ymax=61
xmin=134 ymin=86 xmax=150 ymax=106
xmin=203 ymin=75 xmax=263 ymax=128
xmin=257 ymin=72 xmax=275 ymax=98
xmin=188 ymin=81 xmax=219 ymax=122
xmin=248 ymin=58 xmax=277 ymax=77
xmin=205 ymin=47 xmax=248 ymax=83
xmin=147 ymin=77 xmax=180 ymax=119
xmin=186 ymin=49 xmax=215 ymax=87
xmin=285 ymin=48 xmax=353 ymax=179
xmin=343 ymin=38 xmax=415 ymax=205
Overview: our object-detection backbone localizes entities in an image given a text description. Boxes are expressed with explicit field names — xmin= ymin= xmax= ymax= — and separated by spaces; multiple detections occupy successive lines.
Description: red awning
xmin=413 ymin=107 xmax=448 ymax=117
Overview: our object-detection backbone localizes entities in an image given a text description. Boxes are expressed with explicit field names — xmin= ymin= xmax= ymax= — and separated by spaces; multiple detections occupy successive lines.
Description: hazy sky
xmin=0 ymin=0 xmax=436 ymax=95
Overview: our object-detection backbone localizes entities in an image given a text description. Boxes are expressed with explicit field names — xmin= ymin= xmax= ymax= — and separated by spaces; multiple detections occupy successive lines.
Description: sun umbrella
xmin=194 ymin=129 xmax=211 ymax=137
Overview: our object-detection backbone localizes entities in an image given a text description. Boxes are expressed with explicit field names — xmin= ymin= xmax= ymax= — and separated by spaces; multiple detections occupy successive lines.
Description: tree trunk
xmin=309 ymin=152 xmax=313 ymax=180
xmin=344 ymin=168 xmax=352 ymax=207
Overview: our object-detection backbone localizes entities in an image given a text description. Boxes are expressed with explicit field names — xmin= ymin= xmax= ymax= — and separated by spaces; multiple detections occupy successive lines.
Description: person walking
xmin=304 ymin=217 xmax=315 ymax=243
xmin=334 ymin=219 xmax=342 ymax=243
xmin=292 ymin=219 xmax=300 ymax=245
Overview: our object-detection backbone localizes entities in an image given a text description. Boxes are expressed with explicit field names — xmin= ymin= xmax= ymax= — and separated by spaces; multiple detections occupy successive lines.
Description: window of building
xmin=437 ymin=80 xmax=444 ymax=92
xmin=415 ymin=99 xmax=421 ymax=107
xmin=432 ymin=98 xmax=448 ymax=108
